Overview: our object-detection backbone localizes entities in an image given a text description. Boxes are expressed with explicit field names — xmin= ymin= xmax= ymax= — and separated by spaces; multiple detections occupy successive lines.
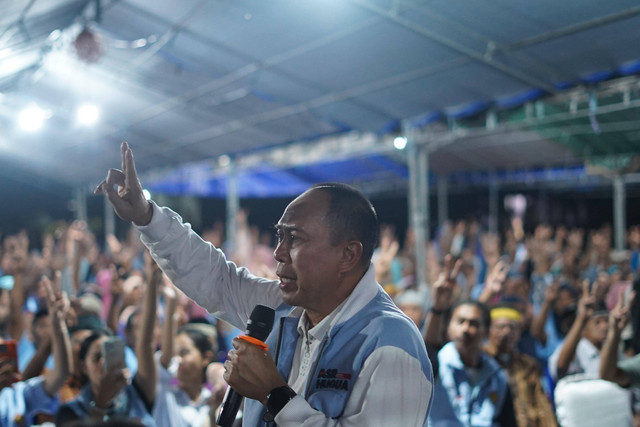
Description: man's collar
xmin=291 ymin=263 xmax=379 ymax=336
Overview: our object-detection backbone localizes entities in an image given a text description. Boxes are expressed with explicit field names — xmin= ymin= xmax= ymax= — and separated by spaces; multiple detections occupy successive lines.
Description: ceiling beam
xmin=506 ymin=6 xmax=640 ymax=51
xmin=349 ymin=0 xmax=558 ymax=94
xmin=393 ymin=0 xmax=576 ymax=83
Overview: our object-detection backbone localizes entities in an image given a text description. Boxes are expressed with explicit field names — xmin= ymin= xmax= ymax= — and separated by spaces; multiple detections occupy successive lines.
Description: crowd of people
xmin=375 ymin=219 xmax=640 ymax=426
xmin=0 ymin=144 xmax=638 ymax=426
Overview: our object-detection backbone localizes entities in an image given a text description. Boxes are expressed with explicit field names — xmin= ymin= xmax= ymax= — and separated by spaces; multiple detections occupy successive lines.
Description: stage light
xmin=76 ymin=103 xmax=100 ymax=126
xmin=393 ymin=136 xmax=407 ymax=150
xmin=18 ymin=104 xmax=49 ymax=132
xmin=143 ymin=189 xmax=151 ymax=200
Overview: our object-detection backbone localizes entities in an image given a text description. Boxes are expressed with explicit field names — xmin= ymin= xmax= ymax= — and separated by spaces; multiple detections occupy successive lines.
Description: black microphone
xmin=217 ymin=304 xmax=275 ymax=427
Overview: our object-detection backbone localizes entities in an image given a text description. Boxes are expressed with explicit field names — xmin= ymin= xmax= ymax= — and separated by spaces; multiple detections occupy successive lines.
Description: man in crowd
xmin=484 ymin=304 xmax=556 ymax=427
xmin=548 ymin=280 xmax=609 ymax=381
xmin=424 ymin=255 xmax=516 ymax=426
xmin=96 ymin=142 xmax=433 ymax=426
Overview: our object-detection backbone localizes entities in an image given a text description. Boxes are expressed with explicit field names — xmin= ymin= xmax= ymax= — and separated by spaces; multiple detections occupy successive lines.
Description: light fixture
xmin=393 ymin=136 xmax=407 ymax=150
xmin=18 ymin=104 xmax=49 ymax=132
xmin=76 ymin=103 xmax=100 ymax=126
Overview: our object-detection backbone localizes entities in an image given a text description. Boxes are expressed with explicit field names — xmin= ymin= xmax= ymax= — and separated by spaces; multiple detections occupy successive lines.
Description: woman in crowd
xmin=153 ymin=283 xmax=222 ymax=427
xmin=56 ymin=254 xmax=160 ymax=426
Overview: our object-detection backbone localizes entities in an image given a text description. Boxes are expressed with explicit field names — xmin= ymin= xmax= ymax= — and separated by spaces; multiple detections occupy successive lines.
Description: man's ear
xmin=340 ymin=241 xmax=363 ymax=272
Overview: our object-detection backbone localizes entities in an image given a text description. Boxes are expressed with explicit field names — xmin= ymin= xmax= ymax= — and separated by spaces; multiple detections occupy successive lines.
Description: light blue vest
xmin=429 ymin=342 xmax=508 ymax=427
xmin=243 ymin=287 xmax=434 ymax=426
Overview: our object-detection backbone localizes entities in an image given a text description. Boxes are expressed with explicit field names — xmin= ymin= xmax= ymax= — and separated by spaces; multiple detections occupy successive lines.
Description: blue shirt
xmin=0 ymin=376 xmax=58 ymax=427
xmin=430 ymin=342 xmax=509 ymax=427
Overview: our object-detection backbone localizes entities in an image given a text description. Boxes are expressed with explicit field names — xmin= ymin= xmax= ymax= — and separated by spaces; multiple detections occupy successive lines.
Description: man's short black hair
xmin=310 ymin=182 xmax=379 ymax=269
xmin=451 ymin=299 xmax=491 ymax=329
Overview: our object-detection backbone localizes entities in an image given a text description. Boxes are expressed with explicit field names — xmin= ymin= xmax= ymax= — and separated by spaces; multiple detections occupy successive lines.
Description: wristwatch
xmin=262 ymin=385 xmax=297 ymax=422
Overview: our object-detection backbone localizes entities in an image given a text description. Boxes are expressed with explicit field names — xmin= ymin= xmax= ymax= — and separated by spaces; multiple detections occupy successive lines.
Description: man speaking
xmin=96 ymin=142 xmax=433 ymax=426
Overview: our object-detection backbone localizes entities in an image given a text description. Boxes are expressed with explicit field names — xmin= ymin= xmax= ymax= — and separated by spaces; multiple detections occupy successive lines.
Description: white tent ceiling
xmin=1 ymin=0 xmax=639 ymax=194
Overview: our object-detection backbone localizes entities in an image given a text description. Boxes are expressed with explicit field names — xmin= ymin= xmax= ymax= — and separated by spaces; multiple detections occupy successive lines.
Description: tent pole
xmin=406 ymin=123 xmax=429 ymax=302
xmin=613 ymin=175 xmax=626 ymax=251
xmin=74 ymin=187 xmax=87 ymax=222
xmin=438 ymin=176 xmax=448 ymax=227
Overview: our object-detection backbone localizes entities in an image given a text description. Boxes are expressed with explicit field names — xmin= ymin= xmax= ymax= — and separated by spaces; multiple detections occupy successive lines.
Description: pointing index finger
xmin=123 ymin=142 xmax=141 ymax=193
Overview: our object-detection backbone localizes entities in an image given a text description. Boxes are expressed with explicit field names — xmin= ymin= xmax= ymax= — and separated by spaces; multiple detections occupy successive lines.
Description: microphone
xmin=217 ymin=304 xmax=275 ymax=427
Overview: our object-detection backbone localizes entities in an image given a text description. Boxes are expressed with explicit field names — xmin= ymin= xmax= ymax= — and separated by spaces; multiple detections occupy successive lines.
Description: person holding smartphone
xmin=56 ymin=255 xmax=161 ymax=425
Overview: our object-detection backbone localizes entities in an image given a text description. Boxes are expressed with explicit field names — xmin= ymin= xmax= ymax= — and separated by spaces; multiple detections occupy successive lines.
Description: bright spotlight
xmin=393 ymin=136 xmax=407 ymax=150
xmin=76 ymin=103 xmax=100 ymax=126
xmin=142 ymin=189 xmax=151 ymax=200
xmin=18 ymin=105 xmax=49 ymax=132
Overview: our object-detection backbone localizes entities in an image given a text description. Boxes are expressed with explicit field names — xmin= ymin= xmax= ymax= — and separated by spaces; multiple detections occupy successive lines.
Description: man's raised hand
xmin=95 ymin=142 xmax=152 ymax=226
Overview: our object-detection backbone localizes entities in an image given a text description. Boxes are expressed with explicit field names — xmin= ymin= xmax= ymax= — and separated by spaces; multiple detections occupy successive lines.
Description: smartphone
xmin=0 ymin=340 xmax=18 ymax=382
xmin=102 ymin=337 xmax=126 ymax=373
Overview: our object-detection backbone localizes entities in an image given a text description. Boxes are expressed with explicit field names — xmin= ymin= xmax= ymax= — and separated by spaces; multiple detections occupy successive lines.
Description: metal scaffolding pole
xmin=226 ymin=159 xmax=239 ymax=255
xmin=438 ymin=176 xmax=449 ymax=227
xmin=74 ymin=187 xmax=87 ymax=222
xmin=613 ymin=175 xmax=626 ymax=250
xmin=406 ymin=124 xmax=429 ymax=300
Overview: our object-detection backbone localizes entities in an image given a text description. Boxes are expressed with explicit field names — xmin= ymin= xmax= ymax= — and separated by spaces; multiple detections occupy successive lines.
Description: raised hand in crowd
xmin=159 ymin=280 xmax=179 ymax=371
xmin=531 ymin=281 xmax=560 ymax=344
xmin=424 ymin=254 xmax=462 ymax=348
xmin=135 ymin=251 xmax=161 ymax=406
xmin=373 ymin=226 xmax=399 ymax=285
xmin=95 ymin=141 xmax=152 ymax=226
xmin=600 ymin=288 xmax=636 ymax=385
xmin=41 ymin=272 xmax=73 ymax=396
xmin=478 ymin=258 xmax=508 ymax=304
xmin=553 ymin=279 xmax=599 ymax=379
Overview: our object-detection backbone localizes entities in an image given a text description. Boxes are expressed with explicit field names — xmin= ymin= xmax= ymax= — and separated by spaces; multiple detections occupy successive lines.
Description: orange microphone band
xmin=238 ymin=335 xmax=269 ymax=351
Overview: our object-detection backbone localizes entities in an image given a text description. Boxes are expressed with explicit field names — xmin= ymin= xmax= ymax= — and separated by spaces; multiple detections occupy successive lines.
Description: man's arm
xmin=159 ymin=284 xmax=178 ymax=369
xmin=600 ymin=289 xmax=634 ymax=386
xmin=106 ymin=264 xmax=124 ymax=334
xmin=41 ymin=273 xmax=72 ymax=396
xmin=96 ymin=142 xmax=282 ymax=330
xmin=133 ymin=252 xmax=160 ymax=406
xmin=424 ymin=255 xmax=461 ymax=349
xmin=21 ymin=337 xmax=52 ymax=381
xmin=531 ymin=283 xmax=558 ymax=345
xmin=6 ymin=232 xmax=28 ymax=340
xmin=555 ymin=280 xmax=593 ymax=379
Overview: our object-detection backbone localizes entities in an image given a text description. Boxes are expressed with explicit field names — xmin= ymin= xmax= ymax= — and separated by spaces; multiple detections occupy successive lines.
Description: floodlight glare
xmin=18 ymin=105 xmax=48 ymax=132
xmin=142 ymin=189 xmax=151 ymax=200
xmin=393 ymin=136 xmax=407 ymax=150
xmin=77 ymin=103 xmax=100 ymax=126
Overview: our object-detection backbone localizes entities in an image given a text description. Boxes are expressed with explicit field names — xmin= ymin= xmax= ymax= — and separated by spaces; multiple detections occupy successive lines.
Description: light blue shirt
xmin=0 ymin=376 xmax=58 ymax=427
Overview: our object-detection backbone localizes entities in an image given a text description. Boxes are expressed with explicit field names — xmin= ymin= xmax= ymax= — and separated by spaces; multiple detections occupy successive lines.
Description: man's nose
xmin=273 ymin=241 xmax=289 ymax=263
